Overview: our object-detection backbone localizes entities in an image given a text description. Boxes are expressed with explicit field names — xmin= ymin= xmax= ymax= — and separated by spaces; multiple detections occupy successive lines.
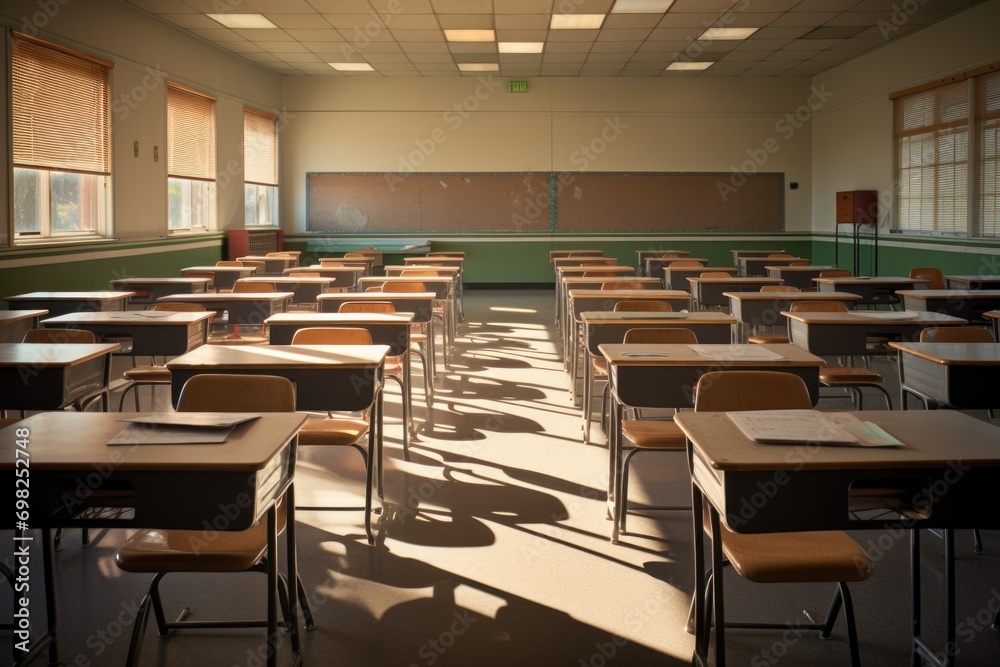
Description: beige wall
xmin=811 ymin=0 xmax=1000 ymax=233
xmin=0 ymin=0 xmax=282 ymax=240
xmin=281 ymin=75 xmax=817 ymax=233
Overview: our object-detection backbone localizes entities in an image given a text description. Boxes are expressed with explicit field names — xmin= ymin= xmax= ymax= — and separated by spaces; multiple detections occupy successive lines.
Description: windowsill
xmin=13 ymin=235 xmax=116 ymax=248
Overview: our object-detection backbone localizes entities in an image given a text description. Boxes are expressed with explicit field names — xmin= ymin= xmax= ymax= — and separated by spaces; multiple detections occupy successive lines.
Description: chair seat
xmin=298 ymin=417 xmax=369 ymax=447
xmin=820 ymin=366 xmax=883 ymax=384
xmin=717 ymin=524 xmax=874 ymax=584
xmin=621 ymin=420 xmax=686 ymax=448
xmin=123 ymin=366 xmax=171 ymax=382
xmin=592 ymin=356 xmax=608 ymax=376
xmin=747 ymin=334 xmax=789 ymax=345
xmin=116 ymin=526 xmax=267 ymax=573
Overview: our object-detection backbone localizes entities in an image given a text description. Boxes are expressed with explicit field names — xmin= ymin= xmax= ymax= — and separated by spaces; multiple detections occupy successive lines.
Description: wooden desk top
xmin=239 ymin=255 xmax=295 ymax=263
xmin=689 ymin=276 xmax=783 ymax=285
xmin=664 ymin=266 xmax=736 ymax=275
xmin=723 ymin=291 xmax=862 ymax=302
xmin=581 ymin=311 xmax=735 ymax=325
xmin=599 ymin=343 xmax=823 ymax=367
xmin=0 ymin=342 xmax=121 ymax=365
xmin=41 ymin=311 xmax=213 ymax=326
xmin=286 ymin=265 xmax=364 ymax=275
xmin=563 ymin=277 xmax=661 ymax=286
xmin=0 ymin=309 xmax=47 ymax=323
xmin=764 ymin=265 xmax=834 ymax=272
xmin=888 ymin=341 xmax=1000 ymax=365
xmin=318 ymin=291 xmax=434 ymax=302
xmin=159 ymin=292 xmax=294 ymax=303
xmin=265 ymin=312 xmax=414 ymax=326
xmin=360 ymin=276 xmax=455 ymax=285
xmin=5 ymin=291 xmax=136 ymax=301
xmin=677 ymin=410 xmax=1000 ymax=472
xmin=552 ymin=257 xmax=617 ymax=267
xmin=111 ymin=277 xmax=210 ymax=286
xmin=813 ymin=276 xmax=931 ymax=287
xmin=782 ymin=310 xmax=966 ymax=326
xmin=550 ymin=250 xmax=605 ymax=261
xmin=167 ymin=344 xmax=390 ymax=371
xmin=556 ymin=266 xmax=633 ymax=276
xmin=239 ymin=276 xmax=333 ymax=285
xmin=647 ymin=257 xmax=710 ymax=265
xmin=0 ymin=411 xmax=306 ymax=472
xmin=897 ymin=289 xmax=1000 ymax=300
xmin=569 ymin=289 xmax=691 ymax=299
xmin=637 ymin=249 xmax=691 ymax=256
xmin=985 ymin=310 xmax=1000 ymax=321
xmin=387 ymin=265 xmax=462 ymax=275
xmin=731 ymin=249 xmax=784 ymax=257
xmin=945 ymin=274 xmax=1000 ymax=284
xmin=183 ymin=265 xmax=256 ymax=274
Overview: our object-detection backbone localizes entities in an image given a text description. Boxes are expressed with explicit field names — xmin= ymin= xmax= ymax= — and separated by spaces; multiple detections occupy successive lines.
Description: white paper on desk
xmin=121 ymin=413 xmax=261 ymax=428
xmin=728 ymin=410 xmax=904 ymax=447
xmin=853 ymin=310 xmax=918 ymax=321
xmin=688 ymin=344 xmax=786 ymax=361
xmin=107 ymin=423 xmax=235 ymax=446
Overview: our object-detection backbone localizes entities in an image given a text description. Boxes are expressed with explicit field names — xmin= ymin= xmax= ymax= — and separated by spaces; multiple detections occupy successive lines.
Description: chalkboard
xmin=557 ymin=172 xmax=783 ymax=232
xmin=306 ymin=172 xmax=783 ymax=233
xmin=307 ymin=173 xmax=551 ymax=233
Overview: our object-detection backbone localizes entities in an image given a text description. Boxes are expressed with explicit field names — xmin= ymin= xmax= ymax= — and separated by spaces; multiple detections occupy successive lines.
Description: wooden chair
xmin=601 ymin=280 xmax=646 ymax=290
xmin=819 ymin=269 xmax=852 ymax=278
xmin=767 ymin=252 xmax=795 ymax=258
xmin=119 ymin=303 xmax=208 ymax=412
xmin=909 ymin=267 xmax=945 ymax=290
xmin=581 ymin=270 xmax=622 ymax=277
xmin=208 ymin=281 xmax=274 ymax=345
xmin=215 ymin=260 xmax=243 ymax=267
xmin=699 ymin=271 xmax=731 ymax=278
xmin=183 ymin=270 xmax=215 ymax=292
xmin=668 ymin=261 xmax=704 ymax=268
xmin=290 ymin=328 xmax=383 ymax=541
xmin=613 ymin=327 xmax=698 ymax=538
xmin=903 ymin=326 xmax=995 ymax=415
xmin=239 ymin=259 xmax=267 ymax=274
xmin=612 ymin=300 xmax=670 ymax=313
xmin=692 ymin=370 xmax=872 ymax=667
xmin=747 ymin=286 xmax=800 ymax=344
xmin=759 ymin=285 xmax=799 ymax=293
xmin=114 ymin=375 xmax=314 ymax=665
xmin=788 ymin=301 xmax=892 ymax=409
xmin=382 ymin=279 xmax=446 ymax=382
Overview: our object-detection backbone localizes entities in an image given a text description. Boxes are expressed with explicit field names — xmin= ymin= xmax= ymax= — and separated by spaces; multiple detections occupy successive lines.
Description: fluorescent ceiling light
xmin=499 ymin=42 xmax=544 ymax=54
xmin=458 ymin=63 xmax=499 ymax=71
xmin=550 ymin=14 xmax=605 ymax=29
xmin=206 ymin=14 xmax=277 ymax=29
xmin=328 ymin=62 xmax=375 ymax=72
xmin=665 ymin=62 xmax=713 ymax=71
xmin=611 ymin=0 xmax=675 ymax=12
xmin=444 ymin=29 xmax=496 ymax=42
xmin=699 ymin=27 xmax=758 ymax=40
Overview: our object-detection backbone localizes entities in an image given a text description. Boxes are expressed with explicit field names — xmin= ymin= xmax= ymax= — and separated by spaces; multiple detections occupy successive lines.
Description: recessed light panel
xmin=699 ymin=27 xmax=758 ymax=41
xmin=550 ymin=14 xmax=605 ymax=30
xmin=458 ymin=63 xmax=500 ymax=71
xmin=611 ymin=0 xmax=675 ymax=13
xmin=206 ymin=14 xmax=277 ymax=29
xmin=665 ymin=62 xmax=713 ymax=71
xmin=444 ymin=30 xmax=496 ymax=42
xmin=328 ymin=62 xmax=375 ymax=72
xmin=499 ymin=42 xmax=545 ymax=54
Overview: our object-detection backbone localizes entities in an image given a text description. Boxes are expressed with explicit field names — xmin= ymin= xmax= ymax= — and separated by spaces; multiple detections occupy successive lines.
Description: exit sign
xmin=508 ymin=80 xmax=530 ymax=93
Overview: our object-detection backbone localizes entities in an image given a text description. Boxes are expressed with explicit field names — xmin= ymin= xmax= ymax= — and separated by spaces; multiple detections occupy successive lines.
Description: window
xmin=11 ymin=34 xmax=112 ymax=242
xmin=243 ymin=106 xmax=279 ymax=227
xmin=167 ymin=83 xmax=216 ymax=232
xmin=892 ymin=63 xmax=1000 ymax=237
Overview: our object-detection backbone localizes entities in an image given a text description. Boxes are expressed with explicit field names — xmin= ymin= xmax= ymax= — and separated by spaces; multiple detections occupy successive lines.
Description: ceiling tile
xmin=159 ymin=13 xmax=221 ymax=29
xmin=790 ymin=0 xmax=859 ymax=11
xmin=449 ymin=43 xmax=500 ymax=54
xmin=496 ymin=29 xmax=549 ymax=41
xmin=494 ymin=0 xmax=555 ymax=13
xmin=769 ymin=12 xmax=841 ymax=27
xmin=438 ymin=14 xmax=495 ymax=29
xmin=397 ymin=41 xmax=451 ymax=53
xmin=657 ymin=13 xmax=721 ymax=28
xmin=496 ymin=14 xmax=551 ymax=29
xmin=603 ymin=13 xmax=663 ymax=29
xmin=391 ymin=29 xmax=446 ymax=42
xmin=187 ymin=28 xmax=246 ymax=41
xmin=305 ymin=0 xmax=373 ymax=11
xmin=383 ymin=14 xmax=440 ymax=29
xmin=668 ymin=0 xmax=739 ymax=12
xmin=256 ymin=41 xmax=311 ymax=53
xmin=245 ymin=0 xmax=317 ymax=12
xmin=590 ymin=41 xmax=639 ymax=53
xmin=431 ymin=0 xmax=493 ymax=13
xmin=285 ymin=29 xmax=342 ymax=41
xmin=597 ymin=28 xmax=654 ymax=41
xmin=547 ymin=29 xmax=600 ymax=41
xmin=370 ymin=0 xmax=435 ymax=12
xmin=232 ymin=28 xmax=295 ymax=41
xmin=265 ymin=14 xmax=334 ymax=29
xmin=409 ymin=53 xmax=458 ymax=63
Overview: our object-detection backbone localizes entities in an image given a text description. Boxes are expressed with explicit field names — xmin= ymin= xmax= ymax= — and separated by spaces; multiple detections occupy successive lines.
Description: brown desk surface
xmin=159 ymin=292 xmax=294 ymax=303
xmin=599 ymin=343 xmax=823 ymax=367
xmin=239 ymin=276 xmax=333 ymax=285
xmin=813 ymin=276 xmax=932 ymax=287
xmin=689 ymin=277 xmax=783 ymax=285
xmin=5 ymin=291 xmax=136 ymax=301
xmin=0 ymin=342 xmax=121 ymax=365
xmin=897 ymin=289 xmax=1000 ymax=300
xmin=266 ymin=312 xmax=414 ymax=326
xmin=764 ymin=265 xmax=834 ymax=272
xmin=581 ymin=311 xmax=735 ymax=325
xmin=782 ymin=310 xmax=966 ymax=326
xmin=723 ymin=291 xmax=862 ymax=302
xmin=0 ymin=309 xmax=47 ymax=323
xmin=888 ymin=341 xmax=1000 ymax=365
xmin=182 ymin=265 xmax=257 ymax=274
xmin=167 ymin=344 xmax=389 ymax=371
xmin=41 ymin=311 xmax=213 ymax=326
xmin=110 ymin=277 xmax=210 ymax=286
xmin=569 ymin=289 xmax=690 ymax=300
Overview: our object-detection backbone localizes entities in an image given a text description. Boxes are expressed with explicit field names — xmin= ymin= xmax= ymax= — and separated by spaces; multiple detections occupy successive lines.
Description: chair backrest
xmin=365 ymin=286 xmax=383 ymax=292
xmin=381 ymin=281 xmax=427 ymax=293
xmin=23 ymin=328 xmax=97 ymax=344
xmin=185 ymin=271 xmax=215 ymax=289
xmin=920 ymin=326 xmax=995 ymax=343
xmin=613 ymin=300 xmax=671 ymax=312
xmin=694 ymin=371 xmax=811 ymax=412
xmin=760 ymin=285 xmax=800 ymax=293
xmin=909 ymin=267 xmax=945 ymax=289
xmin=177 ymin=374 xmax=295 ymax=412
xmin=234 ymin=280 xmax=275 ymax=293
xmin=216 ymin=260 xmax=243 ymax=267
xmin=582 ymin=270 xmax=622 ymax=277
xmin=292 ymin=271 xmax=321 ymax=277
xmin=239 ymin=259 xmax=267 ymax=272
xmin=788 ymin=300 xmax=849 ymax=313
xmin=400 ymin=269 xmax=443 ymax=277
xmin=153 ymin=302 xmax=206 ymax=312
xmin=291 ymin=327 xmax=373 ymax=345
xmin=667 ymin=261 xmax=704 ymax=268
xmin=623 ymin=327 xmax=698 ymax=345
xmin=266 ymin=251 xmax=295 ymax=257
xmin=818 ymin=269 xmax=852 ymax=278
xmin=319 ymin=260 xmax=344 ymax=266
xmin=601 ymin=280 xmax=645 ymax=290
xmin=789 ymin=261 xmax=811 ymax=266
xmin=343 ymin=253 xmax=367 ymax=258
xmin=767 ymin=253 xmax=795 ymax=258
xmin=699 ymin=271 xmax=731 ymax=278
xmin=338 ymin=301 xmax=396 ymax=313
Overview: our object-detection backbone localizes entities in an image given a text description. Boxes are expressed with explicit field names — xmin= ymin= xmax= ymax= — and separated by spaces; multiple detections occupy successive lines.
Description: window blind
xmin=244 ymin=107 xmax=278 ymax=186
xmin=167 ymin=83 xmax=216 ymax=181
xmin=11 ymin=35 xmax=111 ymax=175
xmin=979 ymin=71 xmax=1000 ymax=237
xmin=895 ymin=81 xmax=969 ymax=233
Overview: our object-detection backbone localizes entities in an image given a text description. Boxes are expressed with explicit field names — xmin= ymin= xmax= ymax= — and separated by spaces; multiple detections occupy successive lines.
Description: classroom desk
xmin=889 ymin=341 xmax=1000 ymax=411
xmin=40 ymin=310 xmax=211 ymax=358
xmin=4 ymin=291 xmax=135 ymax=317
xmin=675 ymin=409 xmax=1000 ymax=667
xmin=383 ymin=264 xmax=465 ymax=322
xmin=553 ymin=266 xmax=635 ymax=328
xmin=181 ymin=265 xmax=256 ymax=291
xmin=321 ymin=255 xmax=376 ymax=276
xmin=663 ymin=266 xmax=737 ymax=291
xmin=813 ymin=276 xmax=931 ymax=306
xmin=108 ymin=277 xmax=210 ymax=304
xmin=237 ymin=254 xmax=298 ymax=274
xmin=0 ymin=342 xmax=120 ymax=411
xmin=0 ymin=411 xmax=306 ymax=667
xmin=552 ymin=256 xmax=618 ymax=271
xmin=763 ymin=265 xmax=834 ymax=289
xmin=897 ymin=289 xmax=1000 ymax=322
xmin=730 ymin=249 xmax=785 ymax=266
xmin=636 ymin=249 xmax=691 ymax=273
xmin=724 ymin=291 xmax=862 ymax=342
xmin=985 ymin=310 xmax=1000 ymax=340
xmin=0 ymin=310 xmax=47 ymax=343
xmin=237 ymin=276 xmax=335 ymax=305
xmin=645 ymin=257 xmax=709 ymax=280
xmin=550 ymin=249 xmax=605 ymax=261
xmin=944 ymin=274 xmax=1000 ymax=289
xmin=738 ymin=256 xmax=809 ymax=277
xmin=358 ymin=275 xmax=457 ymax=360
xmin=158 ymin=292 xmax=293 ymax=327
xmin=560 ymin=277 xmax=661 ymax=340
xmin=783 ymin=310 xmax=967 ymax=356
xmin=600 ymin=343 xmax=824 ymax=543
xmin=688 ymin=276 xmax=785 ymax=310
xmin=285 ymin=265 xmax=364 ymax=290
xmin=580 ymin=312 xmax=735 ymax=444
xmin=403 ymin=256 xmax=465 ymax=319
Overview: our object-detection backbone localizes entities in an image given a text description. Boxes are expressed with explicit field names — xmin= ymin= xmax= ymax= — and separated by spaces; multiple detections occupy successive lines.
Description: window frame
xmin=243 ymin=105 xmax=280 ymax=228
xmin=166 ymin=81 xmax=218 ymax=234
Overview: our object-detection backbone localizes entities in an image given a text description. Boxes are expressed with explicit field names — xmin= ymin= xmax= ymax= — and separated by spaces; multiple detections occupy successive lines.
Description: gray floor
xmin=4 ymin=288 xmax=1000 ymax=666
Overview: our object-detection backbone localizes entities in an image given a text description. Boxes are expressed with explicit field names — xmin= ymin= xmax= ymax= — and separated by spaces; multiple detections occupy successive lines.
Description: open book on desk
xmin=108 ymin=413 xmax=261 ymax=445
xmin=728 ymin=410 xmax=903 ymax=447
